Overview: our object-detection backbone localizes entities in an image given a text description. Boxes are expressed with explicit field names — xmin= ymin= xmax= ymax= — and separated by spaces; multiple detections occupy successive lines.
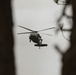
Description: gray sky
xmin=12 ymin=0 xmax=71 ymax=75
xmin=13 ymin=0 xmax=56 ymax=9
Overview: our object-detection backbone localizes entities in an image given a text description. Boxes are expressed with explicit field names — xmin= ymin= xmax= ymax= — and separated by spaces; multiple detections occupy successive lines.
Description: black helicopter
xmin=18 ymin=25 xmax=55 ymax=48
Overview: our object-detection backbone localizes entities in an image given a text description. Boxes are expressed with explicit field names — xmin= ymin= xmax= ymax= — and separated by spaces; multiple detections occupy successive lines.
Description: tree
xmin=0 ymin=0 xmax=15 ymax=75
xmin=62 ymin=1 xmax=76 ymax=75
xmin=55 ymin=1 xmax=76 ymax=75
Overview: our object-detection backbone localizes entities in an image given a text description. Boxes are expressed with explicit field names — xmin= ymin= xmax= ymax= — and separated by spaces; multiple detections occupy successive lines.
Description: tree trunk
xmin=62 ymin=1 xmax=76 ymax=75
xmin=0 ymin=0 xmax=15 ymax=75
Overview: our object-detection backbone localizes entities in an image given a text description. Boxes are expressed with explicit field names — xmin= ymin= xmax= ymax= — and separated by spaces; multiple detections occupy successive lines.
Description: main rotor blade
xmin=17 ymin=32 xmax=32 ymax=35
xmin=38 ymin=27 xmax=55 ymax=32
xmin=40 ymin=33 xmax=53 ymax=36
xmin=61 ymin=29 xmax=71 ymax=32
xmin=18 ymin=25 xmax=34 ymax=31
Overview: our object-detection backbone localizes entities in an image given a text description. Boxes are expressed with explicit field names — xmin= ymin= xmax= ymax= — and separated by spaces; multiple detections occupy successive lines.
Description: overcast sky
xmin=12 ymin=0 xmax=72 ymax=75
xmin=13 ymin=0 xmax=56 ymax=9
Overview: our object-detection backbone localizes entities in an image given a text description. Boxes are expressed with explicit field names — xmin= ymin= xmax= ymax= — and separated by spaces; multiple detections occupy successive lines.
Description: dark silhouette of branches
xmin=0 ymin=0 xmax=16 ymax=75
xmin=55 ymin=1 xmax=76 ymax=75
xmin=57 ymin=3 xmax=72 ymax=23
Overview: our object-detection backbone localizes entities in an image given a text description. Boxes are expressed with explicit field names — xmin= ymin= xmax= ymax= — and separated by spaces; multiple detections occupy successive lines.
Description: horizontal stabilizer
xmin=34 ymin=44 xmax=47 ymax=47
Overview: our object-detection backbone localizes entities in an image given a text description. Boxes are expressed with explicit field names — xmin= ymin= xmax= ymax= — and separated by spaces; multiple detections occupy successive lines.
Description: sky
xmin=12 ymin=0 xmax=72 ymax=75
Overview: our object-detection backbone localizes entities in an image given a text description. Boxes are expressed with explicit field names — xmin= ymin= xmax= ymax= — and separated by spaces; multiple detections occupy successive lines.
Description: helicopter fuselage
xmin=29 ymin=32 xmax=42 ymax=45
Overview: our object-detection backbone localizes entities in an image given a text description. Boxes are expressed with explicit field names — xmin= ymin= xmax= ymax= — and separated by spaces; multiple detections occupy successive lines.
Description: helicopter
xmin=18 ymin=25 xmax=55 ymax=48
